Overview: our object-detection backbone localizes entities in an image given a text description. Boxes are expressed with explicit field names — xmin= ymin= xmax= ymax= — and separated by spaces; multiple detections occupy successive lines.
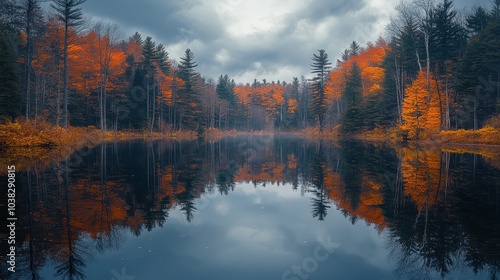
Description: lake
xmin=1 ymin=136 xmax=499 ymax=280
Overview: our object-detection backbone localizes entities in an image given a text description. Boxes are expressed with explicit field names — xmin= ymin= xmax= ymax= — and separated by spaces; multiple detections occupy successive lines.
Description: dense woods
xmin=0 ymin=0 xmax=499 ymax=140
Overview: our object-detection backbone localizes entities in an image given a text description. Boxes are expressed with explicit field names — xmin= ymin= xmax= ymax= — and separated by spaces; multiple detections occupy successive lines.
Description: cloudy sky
xmin=74 ymin=0 xmax=489 ymax=84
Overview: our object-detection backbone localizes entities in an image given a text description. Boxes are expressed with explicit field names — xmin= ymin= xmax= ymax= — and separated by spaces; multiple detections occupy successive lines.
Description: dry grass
xmin=0 ymin=120 xmax=199 ymax=173
xmin=0 ymin=120 xmax=98 ymax=147
xmin=0 ymin=119 xmax=199 ymax=149
xmin=296 ymin=126 xmax=341 ymax=139
xmin=440 ymin=126 xmax=500 ymax=145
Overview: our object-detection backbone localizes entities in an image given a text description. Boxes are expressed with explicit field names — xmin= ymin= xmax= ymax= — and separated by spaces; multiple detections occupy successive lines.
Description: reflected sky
xmin=2 ymin=137 xmax=499 ymax=280
xmin=37 ymin=183 xmax=395 ymax=280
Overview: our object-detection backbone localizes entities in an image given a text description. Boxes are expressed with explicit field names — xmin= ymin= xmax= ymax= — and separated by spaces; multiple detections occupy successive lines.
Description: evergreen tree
xmin=216 ymin=74 xmax=235 ymax=103
xmin=341 ymin=62 xmax=364 ymax=133
xmin=492 ymin=0 xmax=500 ymax=20
xmin=457 ymin=20 xmax=500 ymax=129
xmin=178 ymin=48 xmax=201 ymax=131
xmin=309 ymin=151 xmax=330 ymax=221
xmin=309 ymin=49 xmax=331 ymax=131
xmin=0 ymin=24 xmax=21 ymax=120
xmin=349 ymin=41 xmax=361 ymax=57
xmin=51 ymin=0 xmax=86 ymax=128
xmin=466 ymin=6 xmax=491 ymax=35
xmin=216 ymin=74 xmax=236 ymax=129
xmin=430 ymin=0 xmax=464 ymax=75
xmin=141 ymin=36 xmax=157 ymax=130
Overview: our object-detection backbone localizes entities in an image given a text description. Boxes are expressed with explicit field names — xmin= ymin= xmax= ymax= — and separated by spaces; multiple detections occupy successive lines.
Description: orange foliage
xmin=324 ymin=170 xmax=387 ymax=229
xmin=401 ymin=70 xmax=442 ymax=139
xmin=70 ymin=30 xmax=127 ymax=94
xmin=159 ymin=74 xmax=184 ymax=105
xmin=440 ymin=126 xmax=500 ymax=145
xmin=401 ymin=148 xmax=444 ymax=211
xmin=325 ymin=40 xmax=388 ymax=102
xmin=235 ymin=162 xmax=288 ymax=185
xmin=234 ymin=83 xmax=286 ymax=122
xmin=288 ymin=98 xmax=298 ymax=115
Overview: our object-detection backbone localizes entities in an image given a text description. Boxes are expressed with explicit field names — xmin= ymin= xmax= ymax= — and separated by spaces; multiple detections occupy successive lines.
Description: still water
xmin=1 ymin=136 xmax=499 ymax=280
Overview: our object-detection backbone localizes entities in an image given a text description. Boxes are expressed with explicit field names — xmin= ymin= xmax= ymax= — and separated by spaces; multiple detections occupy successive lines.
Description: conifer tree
xmin=309 ymin=49 xmax=331 ymax=131
xmin=51 ymin=0 xmax=86 ymax=128
xmin=0 ymin=25 xmax=20 ymax=120
xmin=178 ymin=48 xmax=201 ymax=131
xmin=341 ymin=62 xmax=364 ymax=133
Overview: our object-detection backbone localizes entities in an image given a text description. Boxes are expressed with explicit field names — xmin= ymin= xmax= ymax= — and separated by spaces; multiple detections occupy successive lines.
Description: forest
xmin=0 ymin=0 xmax=500 ymax=142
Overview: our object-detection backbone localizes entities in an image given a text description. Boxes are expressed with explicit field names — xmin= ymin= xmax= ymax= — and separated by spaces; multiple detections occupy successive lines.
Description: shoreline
xmin=2 ymin=121 xmax=500 ymax=173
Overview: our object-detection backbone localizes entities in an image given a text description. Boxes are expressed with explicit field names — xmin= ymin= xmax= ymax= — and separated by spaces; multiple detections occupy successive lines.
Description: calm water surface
xmin=1 ymin=136 xmax=499 ymax=280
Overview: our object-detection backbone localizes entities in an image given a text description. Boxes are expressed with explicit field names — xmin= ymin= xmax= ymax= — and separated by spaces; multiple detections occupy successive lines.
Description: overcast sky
xmin=71 ymin=0 xmax=491 ymax=84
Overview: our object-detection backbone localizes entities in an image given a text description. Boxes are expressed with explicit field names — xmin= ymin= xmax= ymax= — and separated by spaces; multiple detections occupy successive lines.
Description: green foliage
xmin=457 ymin=19 xmax=500 ymax=129
xmin=309 ymin=49 xmax=331 ymax=131
xmin=216 ymin=74 xmax=236 ymax=104
xmin=0 ymin=25 xmax=20 ymax=119
xmin=178 ymin=48 xmax=201 ymax=131
xmin=341 ymin=62 xmax=364 ymax=134
xmin=466 ymin=6 xmax=491 ymax=35
xmin=51 ymin=0 xmax=86 ymax=26
xmin=430 ymin=0 xmax=466 ymax=75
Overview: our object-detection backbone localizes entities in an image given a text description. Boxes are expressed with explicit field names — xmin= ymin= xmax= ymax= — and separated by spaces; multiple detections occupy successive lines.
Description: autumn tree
xmin=309 ymin=49 xmax=331 ymax=131
xmin=92 ymin=22 xmax=123 ymax=132
xmin=401 ymin=70 xmax=441 ymax=139
xmin=51 ymin=0 xmax=87 ymax=128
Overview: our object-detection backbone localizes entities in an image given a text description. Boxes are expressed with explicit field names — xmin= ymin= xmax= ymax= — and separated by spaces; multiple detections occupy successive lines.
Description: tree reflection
xmin=53 ymin=159 xmax=88 ymax=280
xmin=309 ymin=147 xmax=331 ymax=220
xmin=6 ymin=137 xmax=500 ymax=279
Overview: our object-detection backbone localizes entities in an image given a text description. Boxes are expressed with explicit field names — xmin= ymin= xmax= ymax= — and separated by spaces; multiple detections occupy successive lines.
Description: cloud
xmin=68 ymin=0 xmax=491 ymax=84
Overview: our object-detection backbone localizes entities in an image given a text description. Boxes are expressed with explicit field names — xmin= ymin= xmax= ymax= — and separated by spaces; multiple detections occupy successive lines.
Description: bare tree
xmin=92 ymin=21 xmax=121 ymax=131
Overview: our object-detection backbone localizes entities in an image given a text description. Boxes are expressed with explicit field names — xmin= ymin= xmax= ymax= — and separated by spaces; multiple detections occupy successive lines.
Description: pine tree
xmin=466 ymin=6 xmax=491 ymax=35
xmin=216 ymin=74 xmax=236 ymax=129
xmin=309 ymin=49 xmax=331 ymax=131
xmin=51 ymin=0 xmax=86 ymax=128
xmin=457 ymin=20 xmax=500 ymax=129
xmin=0 ymin=24 xmax=21 ymax=120
xmin=141 ymin=36 xmax=156 ymax=131
xmin=349 ymin=41 xmax=361 ymax=57
xmin=430 ymin=0 xmax=464 ymax=75
xmin=341 ymin=62 xmax=364 ymax=134
xmin=178 ymin=48 xmax=201 ymax=131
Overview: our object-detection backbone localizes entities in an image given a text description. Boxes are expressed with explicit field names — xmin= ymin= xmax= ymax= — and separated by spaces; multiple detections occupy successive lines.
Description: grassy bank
xmin=0 ymin=120 xmax=198 ymax=173
xmin=0 ymin=119 xmax=198 ymax=149
xmin=440 ymin=126 xmax=500 ymax=145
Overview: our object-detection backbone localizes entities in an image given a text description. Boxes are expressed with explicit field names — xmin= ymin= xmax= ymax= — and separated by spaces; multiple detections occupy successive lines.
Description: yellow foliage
xmin=287 ymin=98 xmax=298 ymax=114
xmin=440 ymin=126 xmax=500 ymax=145
xmin=400 ymin=70 xmax=442 ymax=140
xmin=401 ymin=148 xmax=442 ymax=211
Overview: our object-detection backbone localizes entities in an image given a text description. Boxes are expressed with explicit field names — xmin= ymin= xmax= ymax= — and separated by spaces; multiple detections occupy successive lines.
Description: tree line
xmin=0 ymin=0 xmax=499 ymax=136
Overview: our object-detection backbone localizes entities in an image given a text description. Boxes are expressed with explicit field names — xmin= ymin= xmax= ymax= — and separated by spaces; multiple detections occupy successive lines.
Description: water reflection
xmin=1 ymin=137 xmax=499 ymax=279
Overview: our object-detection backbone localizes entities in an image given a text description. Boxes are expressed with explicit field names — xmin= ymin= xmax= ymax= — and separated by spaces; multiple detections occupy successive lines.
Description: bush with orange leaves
xmin=440 ymin=126 xmax=500 ymax=145
xmin=0 ymin=119 xmax=100 ymax=148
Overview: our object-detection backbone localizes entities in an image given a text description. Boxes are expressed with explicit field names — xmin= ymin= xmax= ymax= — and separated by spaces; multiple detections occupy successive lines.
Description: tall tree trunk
xmin=63 ymin=21 xmax=69 ymax=128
